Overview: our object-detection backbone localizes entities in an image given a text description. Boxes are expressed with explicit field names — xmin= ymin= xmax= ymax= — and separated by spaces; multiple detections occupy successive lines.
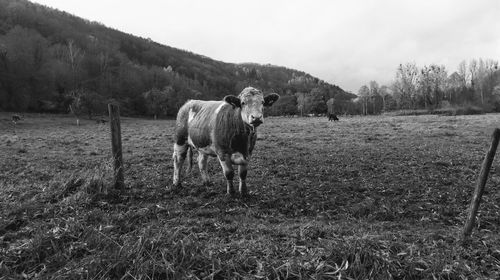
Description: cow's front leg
xmin=198 ymin=153 xmax=210 ymax=185
xmin=218 ymin=155 xmax=235 ymax=196
xmin=238 ymin=164 xmax=248 ymax=196
xmin=172 ymin=143 xmax=188 ymax=188
xmin=230 ymin=152 xmax=249 ymax=197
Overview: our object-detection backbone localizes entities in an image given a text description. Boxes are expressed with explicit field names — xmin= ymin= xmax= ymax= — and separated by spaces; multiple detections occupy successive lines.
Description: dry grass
xmin=1 ymin=112 xmax=500 ymax=279
xmin=385 ymin=105 xmax=486 ymax=116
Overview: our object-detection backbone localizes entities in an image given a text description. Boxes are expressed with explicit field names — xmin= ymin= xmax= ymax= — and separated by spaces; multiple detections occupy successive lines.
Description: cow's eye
xmin=241 ymin=102 xmax=246 ymax=106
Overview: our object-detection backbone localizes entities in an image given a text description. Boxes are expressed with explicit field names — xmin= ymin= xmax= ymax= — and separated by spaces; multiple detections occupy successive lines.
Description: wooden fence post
xmin=462 ymin=128 xmax=500 ymax=242
xmin=108 ymin=104 xmax=125 ymax=190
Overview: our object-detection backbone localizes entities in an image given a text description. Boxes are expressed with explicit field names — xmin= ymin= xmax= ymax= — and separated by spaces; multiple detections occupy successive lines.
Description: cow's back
xmin=174 ymin=100 xmax=221 ymax=146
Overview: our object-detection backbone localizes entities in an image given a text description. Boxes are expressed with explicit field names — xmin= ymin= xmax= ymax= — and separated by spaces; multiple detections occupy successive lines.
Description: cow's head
xmin=224 ymin=87 xmax=280 ymax=127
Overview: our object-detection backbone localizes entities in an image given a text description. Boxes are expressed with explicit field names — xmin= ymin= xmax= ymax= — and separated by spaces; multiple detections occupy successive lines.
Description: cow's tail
xmin=186 ymin=146 xmax=193 ymax=173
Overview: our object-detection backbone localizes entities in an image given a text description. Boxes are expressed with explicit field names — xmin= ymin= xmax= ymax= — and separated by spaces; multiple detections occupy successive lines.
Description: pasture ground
xmin=1 ymin=113 xmax=500 ymax=279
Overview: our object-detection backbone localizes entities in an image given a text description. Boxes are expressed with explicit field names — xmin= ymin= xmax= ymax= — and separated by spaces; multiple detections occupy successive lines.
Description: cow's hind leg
xmin=238 ymin=164 xmax=248 ymax=197
xmin=218 ymin=155 xmax=235 ymax=196
xmin=172 ymin=143 xmax=188 ymax=188
xmin=198 ymin=153 xmax=210 ymax=185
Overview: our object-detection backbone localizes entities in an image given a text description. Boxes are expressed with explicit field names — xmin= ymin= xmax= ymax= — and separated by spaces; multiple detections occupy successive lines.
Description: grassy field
xmin=1 ymin=112 xmax=500 ymax=279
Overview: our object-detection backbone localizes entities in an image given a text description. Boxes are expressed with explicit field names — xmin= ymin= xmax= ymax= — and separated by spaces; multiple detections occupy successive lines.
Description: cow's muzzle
xmin=250 ymin=116 xmax=263 ymax=127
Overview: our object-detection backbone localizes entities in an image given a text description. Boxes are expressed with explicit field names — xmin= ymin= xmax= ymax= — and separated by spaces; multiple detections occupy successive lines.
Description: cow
xmin=11 ymin=114 xmax=22 ymax=124
xmin=328 ymin=113 xmax=339 ymax=122
xmin=172 ymin=87 xmax=280 ymax=196
xmin=95 ymin=117 xmax=108 ymax=124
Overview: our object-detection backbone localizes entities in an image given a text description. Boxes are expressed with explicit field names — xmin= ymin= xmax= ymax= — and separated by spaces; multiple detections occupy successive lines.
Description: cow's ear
xmin=264 ymin=93 xmax=280 ymax=107
xmin=224 ymin=95 xmax=241 ymax=108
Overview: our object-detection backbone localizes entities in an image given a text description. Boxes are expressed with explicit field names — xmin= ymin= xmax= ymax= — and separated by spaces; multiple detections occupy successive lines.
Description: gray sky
xmin=30 ymin=0 xmax=500 ymax=93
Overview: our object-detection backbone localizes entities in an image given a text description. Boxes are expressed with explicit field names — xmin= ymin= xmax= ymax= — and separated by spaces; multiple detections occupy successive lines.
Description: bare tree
xmin=68 ymin=88 xmax=106 ymax=125
xmin=446 ymin=72 xmax=462 ymax=103
xmin=481 ymin=59 xmax=499 ymax=104
xmin=457 ymin=60 xmax=469 ymax=89
xmin=369 ymin=81 xmax=380 ymax=114
xmin=295 ymin=92 xmax=306 ymax=117
xmin=395 ymin=63 xmax=419 ymax=109
xmin=467 ymin=59 xmax=481 ymax=104
xmin=66 ymin=40 xmax=84 ymax=88
xmin=379 ymin=85 xmax=391 ymax=112
xmin=418 ymin=64 xmax=448 ymax=109
xmin=358 ymin=85 xmax=370 ymax=115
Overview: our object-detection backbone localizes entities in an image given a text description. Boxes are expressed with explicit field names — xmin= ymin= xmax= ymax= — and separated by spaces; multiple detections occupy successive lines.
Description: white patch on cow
xmin=173 ymin=143 xmax=188 ymax=187
xmin=198 ymin=146 xmax=217 ymax=156
xmin=188 ymin=135 xmax=217 ymax=156
xmin=231 ymin=152 xmax=247 ymax=165
xmin=187 ymin=135 xmax=195 ymax=148
xmin=188 ymin=109 xmax=195 ymax=123
xmin=215 ymin=102 xmax=226 ymax=115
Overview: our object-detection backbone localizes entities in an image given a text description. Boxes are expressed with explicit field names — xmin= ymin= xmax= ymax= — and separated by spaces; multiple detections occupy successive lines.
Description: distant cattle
xmin=11 ymin=114 xmax=22 ymax=124
xmin=172 ymin=87 xmax=280 ymax=196
xmin=95 ymin=117 xmax=108 ymax=124
xmin=328 ymin=113 xmax=339 ymax=122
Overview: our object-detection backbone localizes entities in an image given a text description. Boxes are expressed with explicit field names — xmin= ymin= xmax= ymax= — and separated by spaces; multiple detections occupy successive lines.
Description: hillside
xmin=0 ymin=0 xmax=351 ymax=116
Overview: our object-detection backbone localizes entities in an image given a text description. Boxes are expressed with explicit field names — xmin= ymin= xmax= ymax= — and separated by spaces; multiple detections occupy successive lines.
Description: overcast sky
xmin=30 ymin=0 xmax=500 ymax=93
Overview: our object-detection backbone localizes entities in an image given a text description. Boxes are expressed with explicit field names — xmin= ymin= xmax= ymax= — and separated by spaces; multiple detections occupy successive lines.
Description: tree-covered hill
xmin=0 ymin=0 xmax=350 ymax=117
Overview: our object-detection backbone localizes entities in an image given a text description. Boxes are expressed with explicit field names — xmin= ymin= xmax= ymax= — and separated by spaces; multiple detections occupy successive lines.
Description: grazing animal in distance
xmin=172 ymin=87 xmax=280 ymax=196
xmin=96 ymin=117 xmax=108 ymax=124
xmin=11 ymin=114 xmax=22 ymax=124
xmin=328 ymin=113 xmax=339 ymax=122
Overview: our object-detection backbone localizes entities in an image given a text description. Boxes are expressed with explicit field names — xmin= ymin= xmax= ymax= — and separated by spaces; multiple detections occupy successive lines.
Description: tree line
xmin=8 ymin=1 xmax=493 ymax=119
xmin=268 ymin=58 xmax=500 ymax=117
xmin=0 ymin=0 xmax=349 ymax=118
xmin=355 ymin=59 xmax=500 ymax=115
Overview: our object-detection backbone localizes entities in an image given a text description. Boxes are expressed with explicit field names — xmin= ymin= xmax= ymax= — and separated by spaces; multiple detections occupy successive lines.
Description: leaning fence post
xmin=462 ymin=128 xmax=500 ymax=242
xmin=108 ymin=104 xmax=125 ymax=190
